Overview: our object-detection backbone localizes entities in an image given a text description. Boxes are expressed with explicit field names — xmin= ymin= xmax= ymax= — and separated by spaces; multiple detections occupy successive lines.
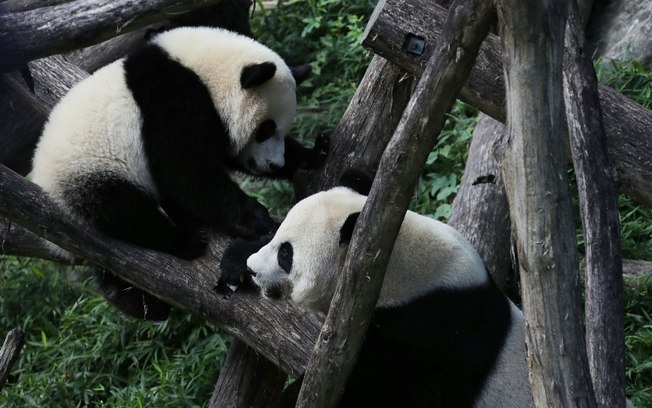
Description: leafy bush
xmin=0 ymin=258 xmax=228 ymax=407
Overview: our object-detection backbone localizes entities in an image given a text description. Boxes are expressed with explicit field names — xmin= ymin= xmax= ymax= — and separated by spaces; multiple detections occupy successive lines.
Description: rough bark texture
xmin=295 ymin=0 xmax=495 ymax=406
xmin=0 ymin=329 xmax=25 ymax=391
xmin=563 ymin=3 xmax=624 ymax=407
xmin=362 ymin=0 xmax=652 ymax=208
xmin=0 ymin=163 xmax=321 ymax=377
xmin=295 ymin=54 xmax=416 ymax=198
xmin=0 ymin=74 xmax=47 ymax=175
xmin=209 ymin=340 xmax=286 ymax=408
xmin=448 ymin=114 xmax=516 ymax=299
xmin=495 ymin=0 xmax=597 ymax=406
xmin=0 ymin=0 xmax=224 ymax=72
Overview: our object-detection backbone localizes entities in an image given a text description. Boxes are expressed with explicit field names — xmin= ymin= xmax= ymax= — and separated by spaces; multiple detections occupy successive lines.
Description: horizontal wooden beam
xmin=0 ymin=0 xmax=223 ymax=72
xmin=0 ymin=163 xmax=321 ymax=377
xmin=362 ymin=0 xmax=652 ymax=208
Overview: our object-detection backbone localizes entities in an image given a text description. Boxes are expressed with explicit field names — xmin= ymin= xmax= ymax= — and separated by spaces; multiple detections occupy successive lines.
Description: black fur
xmin=277 ymin=242 xmax=293 ymax=273
xmin=67 ymin=43 xmax=326 ymax=320
xmin=290 ymin=64 xmax=311 ymax=84
xmin=280 ymin=279 xmax=512 ymax=407
xmin=339 ymin=169 xmax=373 ymax=195
xmin=217 ymin=235 xmax=273 ymax=296
xmin=240 ymin=62 xmax=276 ymax=88
xmin=339 ymin=212 xmax=360 ymax=245
xmin=256 ymin=119 xmax=277 ymax=142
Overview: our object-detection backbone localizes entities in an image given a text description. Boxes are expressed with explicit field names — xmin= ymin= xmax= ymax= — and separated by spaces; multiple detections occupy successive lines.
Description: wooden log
xmin=295 ymin=0 xmax=495 ymax=406
xmin=295 ymin=54 xmax=415 ymax=198
xmin=623 ymin=259 xmax=652 ymax=278
xmin=361 ymin=0 xmax=652 ymax=208
xmin=495 ymin=0 xmax=596 ymax=405
xmin=0 ymin=329 xmax=25 ymax=391
xmin=563 ymin=3 xmax=624 ymax=407
xmin=0 ymin=0 xmax=69 ymax=13
xmin=0 ymin=0 xmax=224 ymax=72
xmin=65 ymin=0 xmax=253 ymax=73
xmin=0 ymin=218 xmax=73 ymax=262
xmin=0 ymin=56 xmax=88 ymax=176
xmin=209 ymin=340 xmax=286 ymax=408
xmin=448 ymin=114 xmax=516 ymax=300
xmin=0 ymin=163 xmax=321 ymax=377
xmin=0 ymin=74 xmax=47 ymax=175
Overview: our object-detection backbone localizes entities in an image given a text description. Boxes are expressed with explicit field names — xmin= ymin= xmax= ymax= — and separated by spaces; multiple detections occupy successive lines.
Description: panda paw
xmin=215 ymin=236 xmax=271 ymax=297
xmin=175 ymin=227 xmax=209 ymax=260
xmin=230 ymin=198 xmax=277 ymax=239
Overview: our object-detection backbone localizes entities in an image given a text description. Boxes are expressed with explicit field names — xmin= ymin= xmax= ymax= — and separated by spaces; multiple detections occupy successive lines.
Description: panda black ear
xmin=290 ymin=64 xmax=311 ymax=85
xmin=339 ymin=212 xmax=361 ymax=246
xmin=241 ymin=62 xmax=277 ymax=88
xmin=338 ymin=169 xmax=373 ymax=196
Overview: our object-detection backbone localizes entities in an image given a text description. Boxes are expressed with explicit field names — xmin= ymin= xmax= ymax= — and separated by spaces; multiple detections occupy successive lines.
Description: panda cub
xmin=31 ymin=27 xmax=328 ymax=320
xmin=240 ymin=175 xmax=532 ymax=408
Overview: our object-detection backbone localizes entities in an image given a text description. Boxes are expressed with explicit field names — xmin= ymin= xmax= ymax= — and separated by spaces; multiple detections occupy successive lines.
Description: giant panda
xmin=237 ymin=175 xmax=532 ymax=408
xmin=31 ymin=27 xmax=328 ymax=320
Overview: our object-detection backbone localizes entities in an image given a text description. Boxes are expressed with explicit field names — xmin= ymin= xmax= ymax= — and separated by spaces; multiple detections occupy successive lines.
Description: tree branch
xmin=0 ymin=0 xmax=224 ymax=72
xmin=0 ymin=328 xmax=25 ymax=391
xmin=563 ymin=2 xmax=624 ymax=406
xmin=361 ymin=0 xmax=652 ymax=208
xmin=295 ymin=0 xmax=495 ymax=406
xmin=209 ymin=340 xmax=286 ymax=407
xmin=495 ymin=0 xmax=596 ymax=405
xmin=0 ymin=163 xmax=321 ymax=377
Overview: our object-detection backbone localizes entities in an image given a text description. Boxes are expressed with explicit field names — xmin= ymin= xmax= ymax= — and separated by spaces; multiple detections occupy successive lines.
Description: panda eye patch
xmin=278 ymin=241 xmax=293 ymax=273
xmin=256 ymin=120 xmax=277 ymax=142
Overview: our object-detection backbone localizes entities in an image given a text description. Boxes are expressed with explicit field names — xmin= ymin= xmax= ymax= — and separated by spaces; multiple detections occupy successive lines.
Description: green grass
xmin=0 ymin=257 xmax=229 ymax=407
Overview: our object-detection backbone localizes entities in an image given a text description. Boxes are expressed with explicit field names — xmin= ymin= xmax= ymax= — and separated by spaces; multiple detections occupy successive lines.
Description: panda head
xmin=247 ymin=185 xmax=366 ymax=312
xmin=152 ymin=27 xmax=304 ymax=174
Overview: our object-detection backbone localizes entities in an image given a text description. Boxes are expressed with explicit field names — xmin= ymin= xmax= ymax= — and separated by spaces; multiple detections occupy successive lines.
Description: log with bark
xmin=495 ymin=0 xmax=596 ymax=405
xmin=362 ymin=0 xmax=652 ymax=208
xmin=0 ymin=329 xmax=25 ymax=391
xmin=563 ymin=2 xmax=624 ymax=406
xmin=0 ymin=0 xmax=226 ymax=72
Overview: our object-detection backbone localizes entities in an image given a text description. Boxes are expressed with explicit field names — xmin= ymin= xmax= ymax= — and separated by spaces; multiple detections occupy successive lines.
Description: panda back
xmin=32 ymin=60 xmax=155 ymax=203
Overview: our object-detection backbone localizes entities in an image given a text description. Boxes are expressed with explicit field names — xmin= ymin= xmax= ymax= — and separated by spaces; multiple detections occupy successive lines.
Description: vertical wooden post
xmin=494 ymin=0 xmax=597 ymax=405
xmin=563 ymin=2 xmax=624 ymax=406
xmin=295 ymin=0 xmax=495 ymax=406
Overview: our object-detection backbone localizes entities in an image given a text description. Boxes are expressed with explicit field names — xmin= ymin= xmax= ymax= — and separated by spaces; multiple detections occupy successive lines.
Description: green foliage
xmin=253 ymin=0 xmax=373 ymax=137
xmin=411 ymin=102 xmax=478 ymax=221
xmin=0 ymin=257 xmax=228 ymax=407
xmin=596 ymin=58 xmax=652 ymax=109
xmin=624 ymin=276 xmax=652 ymax=406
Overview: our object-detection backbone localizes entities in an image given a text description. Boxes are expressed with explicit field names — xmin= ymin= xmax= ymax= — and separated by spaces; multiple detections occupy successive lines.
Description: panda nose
xmin=268 ymin=163 xmax=282 ymax=171
xmin=247 ymin=267 xmax=256 ymax=277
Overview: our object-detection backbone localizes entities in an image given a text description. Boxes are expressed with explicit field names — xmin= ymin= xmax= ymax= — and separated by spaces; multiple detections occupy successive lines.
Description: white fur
xmin=247 ymin=186 xmax=534 ymax=407
xmin=247 ymin=186 xmax=488 ymax=312
xmin=153 ymin=27 xmax=296 ymax=157
xmin=32 ymin=27 xmax=297 ymax=212
xmin=32 ymin=59 xmax=154 ymax=212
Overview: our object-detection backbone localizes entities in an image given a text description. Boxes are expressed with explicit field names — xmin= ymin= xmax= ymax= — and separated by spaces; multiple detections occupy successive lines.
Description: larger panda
xmin=240 ymin=177 xmax=532 ymax=408
xmin=31 ymin=27 xmax=328 ymax=320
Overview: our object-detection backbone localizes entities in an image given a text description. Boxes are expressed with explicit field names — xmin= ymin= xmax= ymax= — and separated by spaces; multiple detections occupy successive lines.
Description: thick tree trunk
xmin=448 ymin=114 xmax=516 ymax=299
xmin=362 ymin=0 xmax=652 ymax=208
xmin=0 ymin=0 xmax=224 ymax=72
xmin=295 ymin=0 xmax=495 ymax=406
xmin=0 ymin=74 xmax=47 ymax=175
xmin=495 ymin=0 xmax=597 ymax=406
xmin=0 ymin=163 xmax=322 ymax=377
xmin=563 ymin=3 xmax=624 ymax=407
xmin=209 ymin=340 xmax=286 ymax=408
